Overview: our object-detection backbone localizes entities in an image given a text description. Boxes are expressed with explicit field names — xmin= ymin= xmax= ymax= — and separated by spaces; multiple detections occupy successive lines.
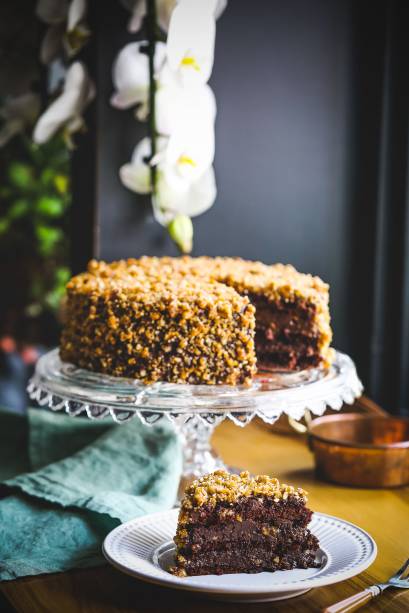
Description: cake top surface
xmin=181 ymin=470 xmax=308 ymax=509
xmin=67 ymin=256 xmax=328 ymax=306
xmin=66 ymin=259 xmax=251 ymax=311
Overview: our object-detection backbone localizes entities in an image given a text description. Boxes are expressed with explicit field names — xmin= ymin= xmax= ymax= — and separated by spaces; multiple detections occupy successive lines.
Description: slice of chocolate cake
xmin=171 ymin=470 xmax=320 ymax=577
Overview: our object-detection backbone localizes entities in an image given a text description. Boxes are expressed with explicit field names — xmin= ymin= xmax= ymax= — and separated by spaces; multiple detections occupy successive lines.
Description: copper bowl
xmin=308 ymin=414 xmax=409 ymax=487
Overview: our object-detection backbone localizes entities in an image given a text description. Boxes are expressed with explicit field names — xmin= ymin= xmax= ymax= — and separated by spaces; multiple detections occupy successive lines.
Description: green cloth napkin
xmin=0 ymin=407 xmax=182 ymax=581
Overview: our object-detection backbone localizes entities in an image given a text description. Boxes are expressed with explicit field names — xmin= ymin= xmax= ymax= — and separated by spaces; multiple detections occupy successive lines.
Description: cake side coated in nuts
xmin=60 ymin=264 xmax=256 ymax=384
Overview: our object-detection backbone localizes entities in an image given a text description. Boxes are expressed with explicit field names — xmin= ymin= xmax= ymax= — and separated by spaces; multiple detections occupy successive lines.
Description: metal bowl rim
xmin=309 ymin=414 xmax=409 ymax=450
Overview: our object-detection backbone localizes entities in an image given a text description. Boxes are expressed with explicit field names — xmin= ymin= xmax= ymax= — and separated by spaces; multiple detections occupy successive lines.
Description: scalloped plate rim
xmin=102 ymin=509 xmax=377 ymax=599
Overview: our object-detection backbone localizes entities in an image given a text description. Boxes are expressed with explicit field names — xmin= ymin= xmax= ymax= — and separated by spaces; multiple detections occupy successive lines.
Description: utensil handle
xmin=324 ymin=587 xmax=380 ymax=613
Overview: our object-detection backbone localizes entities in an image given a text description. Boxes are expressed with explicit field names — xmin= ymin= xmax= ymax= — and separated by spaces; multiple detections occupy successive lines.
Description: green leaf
xmin=40 ymin=168 xmax=55 ymax=187
xmin=0 ymin=218 xmax=10 ymax=234
xmin=35 ymin=225 xmax=63 ymax=256
xmin=55 ymin=266 xmax=71 ymax=285
xmin=44 ymin=266 xmax=71 ymax=311
xmin=8 ymin=162 xmax=34 ymax=190
xmin=8 ymin=198 xmax=29 ymax=219
xmin=54 ymin=174 xmax=69 ymax=195
xmin=36 ymin=196 xmax=64 ymax=217
xmin=44 ymin=288 xmax=64 ymax=311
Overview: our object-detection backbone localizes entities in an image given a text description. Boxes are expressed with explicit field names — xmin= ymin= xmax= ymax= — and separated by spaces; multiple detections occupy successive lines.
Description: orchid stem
xmin=146 ymin=0 xmax=157 ymax=193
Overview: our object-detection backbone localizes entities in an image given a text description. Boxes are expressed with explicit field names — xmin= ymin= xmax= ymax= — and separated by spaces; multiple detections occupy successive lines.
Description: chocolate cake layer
xmin=177 ymin=544 xmax=318 ymax=575
xmin=171 ymin=470 xmax=320 ymax=577
xmin=180 ymin=532 xmax=318 ymax=559
xmin=252 ymin=296 xmax=322 ymax=370
xmin=178 ymin=521 xmax=318 ymax=569
xmin=181 ymin=522 xmax=310 ymax=552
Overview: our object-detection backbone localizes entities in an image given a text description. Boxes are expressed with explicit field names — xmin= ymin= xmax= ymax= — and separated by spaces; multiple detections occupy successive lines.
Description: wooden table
xmin=1 ymin=418 xmax=409 ymax=613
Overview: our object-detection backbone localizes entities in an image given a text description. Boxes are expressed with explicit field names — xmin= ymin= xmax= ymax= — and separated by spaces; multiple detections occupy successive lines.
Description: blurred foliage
xmin=0 ymin=1 xmax=74 ymax=348
xmin=0 ymin=134 xmax=71 ymax=342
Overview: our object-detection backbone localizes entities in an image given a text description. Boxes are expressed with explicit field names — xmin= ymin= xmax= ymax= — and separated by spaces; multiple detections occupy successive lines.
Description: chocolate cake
xmin=171 ymin=470 xmax=320 ymax=576
xmin=60 ymin=256 xmax=332 ymax=384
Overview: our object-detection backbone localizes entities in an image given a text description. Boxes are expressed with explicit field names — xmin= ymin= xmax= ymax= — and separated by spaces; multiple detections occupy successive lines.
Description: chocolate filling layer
xmin=185 ymin=494 xmax=312 ymax=527
xmin=250 ymin=295 xmax=322 ymax=370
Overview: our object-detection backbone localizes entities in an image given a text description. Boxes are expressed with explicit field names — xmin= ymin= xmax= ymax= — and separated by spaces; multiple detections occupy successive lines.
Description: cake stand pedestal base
xmin=177 ymin=416 xmax=225 ymax=477
xmin=174 ymin=416 xmax=226 ymax=496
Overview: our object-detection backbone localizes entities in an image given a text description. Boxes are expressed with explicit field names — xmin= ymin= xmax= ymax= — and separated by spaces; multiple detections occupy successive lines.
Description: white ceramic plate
xmin=102 ymin=509 xmax=377 ymax=603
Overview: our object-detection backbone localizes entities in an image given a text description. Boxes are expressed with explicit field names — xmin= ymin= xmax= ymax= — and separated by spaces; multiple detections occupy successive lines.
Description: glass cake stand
xmin=27 ymin=349 xmax=363 ymax=481
xmin=27 ymin=349 xmax=363 ymax=478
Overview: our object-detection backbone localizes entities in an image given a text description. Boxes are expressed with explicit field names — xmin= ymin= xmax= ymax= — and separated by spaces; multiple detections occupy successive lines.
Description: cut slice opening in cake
xmin=250 ymin=295 xmax=323 ymax=371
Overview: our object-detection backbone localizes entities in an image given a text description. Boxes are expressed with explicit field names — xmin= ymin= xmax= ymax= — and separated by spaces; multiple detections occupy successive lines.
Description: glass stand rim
xmin=27 ymin=348 xmax=363 ymax=480
xmin=28 ymin=348 xmax=363 ymax=424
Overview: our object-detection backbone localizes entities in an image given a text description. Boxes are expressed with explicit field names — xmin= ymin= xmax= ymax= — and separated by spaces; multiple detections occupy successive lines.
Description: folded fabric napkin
xmin=0 ymin=406 xmax=182 ymax=581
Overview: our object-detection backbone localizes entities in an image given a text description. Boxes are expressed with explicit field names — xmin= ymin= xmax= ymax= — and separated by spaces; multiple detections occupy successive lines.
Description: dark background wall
xmin=73 ymin=0 xmax=409 ymax=412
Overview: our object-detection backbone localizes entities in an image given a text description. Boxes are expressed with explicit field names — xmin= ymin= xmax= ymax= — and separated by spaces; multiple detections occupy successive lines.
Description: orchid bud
xmin=168 ymin=214 xmax=193 ymax=254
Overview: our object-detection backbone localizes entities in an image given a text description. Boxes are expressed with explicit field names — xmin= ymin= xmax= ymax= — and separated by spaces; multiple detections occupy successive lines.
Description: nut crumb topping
xmin=181 ymin=470 xmax=308 ymax=510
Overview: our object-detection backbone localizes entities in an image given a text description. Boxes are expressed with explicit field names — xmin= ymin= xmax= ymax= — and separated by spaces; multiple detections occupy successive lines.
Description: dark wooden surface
xmin=1 ymin=418 xmax=409 ymax=612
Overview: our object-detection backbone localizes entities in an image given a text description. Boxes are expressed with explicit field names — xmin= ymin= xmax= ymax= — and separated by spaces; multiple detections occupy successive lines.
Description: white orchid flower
xmin=119 ymin=137 xmax=153 ymax=194
xmin=121 ymin=104 xmax=215 ymax=191
xmin=153 ymin=165 xmax=217 ymax=225
xmin=33 ymin=61 xmax=95 ymax=145
xmin=119 ymin=136 xmax=216 ymax=224
xmin=67 ymin=0 xmax=87 ymax=31
xmin=152 ymin=120 xmax=215 ymax=185
xmin=115 ymin=0 xmax=224 ymax=248
xmin=111 ymin=41 xmax=166 ymax=116
xmin=36 ymin=0 xmax=89 ymax=63
xmin=213 ymin=0 xmax=228 ymax=20
xmin=155 ymin=63 xmax=216 ymax=135
xmin=152 ymin=66 xmax=217 ymax=180
xmin=166 ymin=0 xmax=218 ymax=86
xmin=119 ymin=135 xmax=171 ymax=194
xmin=0 ymin=93 xmax=41 ymax=147
xmin=121 ymin=0 xmax=227 ymax=33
